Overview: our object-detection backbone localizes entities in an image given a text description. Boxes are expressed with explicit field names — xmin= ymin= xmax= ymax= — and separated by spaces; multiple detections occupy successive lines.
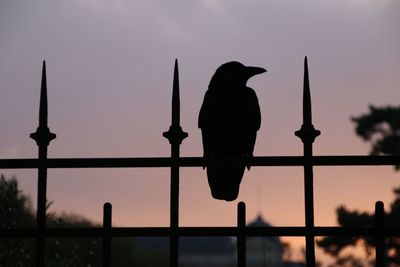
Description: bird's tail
xmin=206 ymin=160 xmax=245 ymax=201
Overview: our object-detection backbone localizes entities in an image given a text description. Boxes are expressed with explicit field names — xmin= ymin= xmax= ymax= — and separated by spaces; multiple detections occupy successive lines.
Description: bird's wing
xmin=245 ymin=87 xmax=261 ymax=130
xmin=198 ymin=90 xmax=218 ymax=154
xmin=198 ymin=90 xmax=210 ymax=129
xmin=241 ymin=88 xmax=261 ymax=154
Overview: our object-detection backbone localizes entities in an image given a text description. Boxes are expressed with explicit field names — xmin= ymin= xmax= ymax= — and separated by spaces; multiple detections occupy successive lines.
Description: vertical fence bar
xmin=375 ymin=201 xmax=385 ymax=267
xmin=295 ymin=57 xmax=320 ymax=267
xmin=30 ymin=61 xmax=56 ymax=267
xmin=103 ymin=203 xmax=112 ymax=267
xmin=163 ymin=59 xmax=188 ymax=267
xmin=237 ymin=202 xmax=246 ymax=267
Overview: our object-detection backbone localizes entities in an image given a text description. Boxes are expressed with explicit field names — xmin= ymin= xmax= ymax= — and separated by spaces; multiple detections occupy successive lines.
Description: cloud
xmin=201 ymin=0 xmax=226 ymax=13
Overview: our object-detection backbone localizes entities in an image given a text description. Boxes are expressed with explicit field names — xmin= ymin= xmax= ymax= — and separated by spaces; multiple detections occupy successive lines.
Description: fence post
xmin=375 ymin=201 xmax=385 ymax=267
xmin=30 ymin=61 xmax=56 ymax=267
xmin=295 ymin=57 xmax=320 ymax=267
xmin=237 ymin=202 xmax=246 ymax=267
xmin=103 ymin=202 xmax=112 ymax=267
xmin=163 ymin=59 xmax=188 ymax=267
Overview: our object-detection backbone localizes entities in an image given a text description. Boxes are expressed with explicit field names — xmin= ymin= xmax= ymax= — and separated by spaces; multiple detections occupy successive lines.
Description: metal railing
xmin=1 ymin=58 xmax=399 ymax=267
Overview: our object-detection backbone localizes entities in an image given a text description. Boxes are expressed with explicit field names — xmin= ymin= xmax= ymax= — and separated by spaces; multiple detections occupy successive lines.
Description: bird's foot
xmin=202 ymin=154 xmax=208 ymax=170
xmin=245 ymin=153 xmax=253 ymax=170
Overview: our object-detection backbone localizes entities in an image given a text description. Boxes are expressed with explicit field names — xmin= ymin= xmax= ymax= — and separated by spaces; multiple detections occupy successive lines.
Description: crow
xmin=198 ymin=61 xmax=266 ymax=201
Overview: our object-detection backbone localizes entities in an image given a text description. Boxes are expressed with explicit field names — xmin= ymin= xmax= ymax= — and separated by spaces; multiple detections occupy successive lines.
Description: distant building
xmin=134 ymin=213 xmax=305 ymax=267
xmin=179 ymin=213 xmax=284 ymax=267
xmin=180 ymin=236 xmax=235 ymax=267
xmin=245 ymin=213 xmax=283 ymax=267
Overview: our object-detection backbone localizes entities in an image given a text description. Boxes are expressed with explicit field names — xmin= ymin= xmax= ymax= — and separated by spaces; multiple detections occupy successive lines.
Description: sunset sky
xmin=1 ymin=0 xmax=399 ymax=262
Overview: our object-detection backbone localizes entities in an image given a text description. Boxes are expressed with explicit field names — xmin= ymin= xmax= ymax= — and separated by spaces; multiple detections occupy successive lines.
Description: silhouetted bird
xmin=199 ymin=61 xmax=266 ymax=201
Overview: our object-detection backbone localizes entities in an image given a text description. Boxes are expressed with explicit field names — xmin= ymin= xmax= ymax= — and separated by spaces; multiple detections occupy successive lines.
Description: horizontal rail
xmin=0 ymin=155 xmax=399 ymax=169
xmin=1 ymin=226 xmax=399 ymax=238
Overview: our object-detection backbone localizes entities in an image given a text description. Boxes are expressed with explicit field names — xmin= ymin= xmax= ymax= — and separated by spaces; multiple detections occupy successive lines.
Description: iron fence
xmin=1 ymin=58 xmax=400 ymax=267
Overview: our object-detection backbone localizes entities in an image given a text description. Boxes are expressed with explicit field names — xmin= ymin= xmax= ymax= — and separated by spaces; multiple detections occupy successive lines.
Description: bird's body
xmin=199 ymin=61 xmax=265 ymax=201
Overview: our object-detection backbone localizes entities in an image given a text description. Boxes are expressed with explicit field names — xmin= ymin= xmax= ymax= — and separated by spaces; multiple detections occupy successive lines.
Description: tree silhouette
xmin=0 ymin=175 xmax=167 ymax=267
xmin=0 ymin=175 xmax=36 ymax=266
xmin=352 ymin=105 xmax=400 ymax=169
xmin=317 ymin=105 xmax=400 ymax=266
xmin=318 ymin=187 xmax=400 ymax=266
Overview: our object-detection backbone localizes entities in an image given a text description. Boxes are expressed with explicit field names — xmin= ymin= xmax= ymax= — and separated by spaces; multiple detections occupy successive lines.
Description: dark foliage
xmin=352 ymin=105 xmax=400 ymax=169
xmin=318 ymin=105 xmax=400 ymax=266
xmin=0 ymin=175 xmax=36 ymax=266
xmin=0 ymin=175 xmax=168 ymax=267
xmin=317 ymin=187 xmax=400 ymax=266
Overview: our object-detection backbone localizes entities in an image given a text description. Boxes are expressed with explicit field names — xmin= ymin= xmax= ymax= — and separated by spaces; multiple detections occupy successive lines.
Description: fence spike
xmin=30 ymin=61 xmax=56 ymax=267
xmin=162 ymin=59 xmax=188 ymax=267
xmin=172 ymin=59 xmax=180 ymax=128
xmin=303 ymin=57 xmax=311 ymax=126
xmin=39 ymin=61 xmax=48 ymax=128
xmin=163 ymin=59 xmax=188 ymax=145
xmin=30 ymin=61 xmax=56 ymax=146
xmin=295 ymin=57 xmax=320 ymax=267
xmin=295 ymin=57 xmax=320 ymax=143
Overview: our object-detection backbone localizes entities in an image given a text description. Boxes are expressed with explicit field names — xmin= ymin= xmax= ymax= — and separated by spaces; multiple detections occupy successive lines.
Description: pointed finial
xmin=163 ymin=59 xmax=188 ymax=145
xmin=172 ymin=59 xmax=180 ymax=127
xmin=30 ymin=60 xmax=56 ymax=146
xmin=303 ymin=57 xmax=311 ymax=126
xmin=295 ymin=57 xmax=320 ymax=143
xmin=39 ymin=61 xmax=48 ymax=128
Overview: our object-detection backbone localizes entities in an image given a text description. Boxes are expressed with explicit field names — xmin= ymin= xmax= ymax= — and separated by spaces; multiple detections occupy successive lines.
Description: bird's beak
xmin=245 ymin=66 xmax=267 ymax=78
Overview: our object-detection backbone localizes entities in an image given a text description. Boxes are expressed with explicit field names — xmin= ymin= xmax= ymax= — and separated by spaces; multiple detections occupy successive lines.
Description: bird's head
xmin=209 ymin=61 xmax=266 ymax=91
